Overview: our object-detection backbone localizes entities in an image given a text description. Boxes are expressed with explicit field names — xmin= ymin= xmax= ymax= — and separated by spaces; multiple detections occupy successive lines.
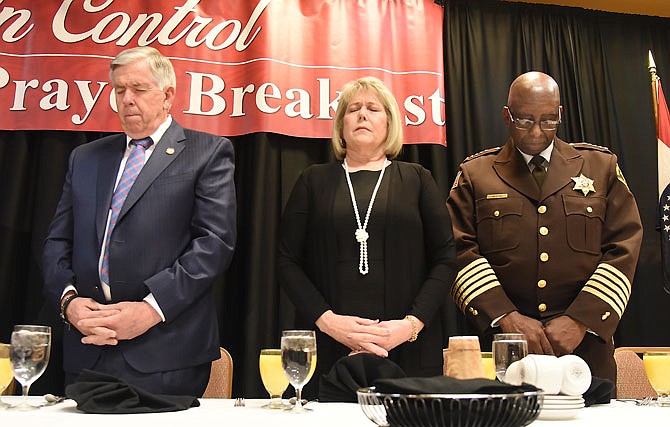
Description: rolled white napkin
xmin=558 ymin=354 xmax=591 ymax=396
xmin=504 ymin=354 xmax=591 ymax=396
xmin=505 ymin=355 xmax=562 ymax=394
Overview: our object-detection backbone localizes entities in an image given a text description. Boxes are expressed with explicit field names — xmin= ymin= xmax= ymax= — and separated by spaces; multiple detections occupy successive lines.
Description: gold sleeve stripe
xmin=581 ymin=263 xmax=631 ymax=318
xmin=451 ymin=258 xmax=501 ymax=312
xmin=452 ymin=258 xmax=490 ymax=301
xmin=593 ymin=267 xmax=631 ymax=301
xmin=452 ymin=266 xmax=496 ymax=302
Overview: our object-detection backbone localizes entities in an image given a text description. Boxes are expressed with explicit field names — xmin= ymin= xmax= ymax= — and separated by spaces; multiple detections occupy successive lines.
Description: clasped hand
xmin=499 ymin=311 xmax=587 ymax=356
xmin=316 ymin=310 xmax=415 ymax=357
xmin=66 ymin=297 xmax=162 ymax=346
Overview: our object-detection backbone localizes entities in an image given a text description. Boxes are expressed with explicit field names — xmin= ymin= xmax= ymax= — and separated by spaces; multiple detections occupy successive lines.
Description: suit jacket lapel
xmin=493 ymin=139 xmax=542 ymax=201
xmin=96 ymin=136 xmax=126 ymax=244
xmin=540 ymin=139 xmax=583 ymax=201
xmin=118 ymin=121 xmax=186 ymax=222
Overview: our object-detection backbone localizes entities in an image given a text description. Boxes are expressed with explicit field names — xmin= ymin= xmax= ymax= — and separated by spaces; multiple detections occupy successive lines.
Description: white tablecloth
xmin=0 ymin=396 xmax=665 ymax=426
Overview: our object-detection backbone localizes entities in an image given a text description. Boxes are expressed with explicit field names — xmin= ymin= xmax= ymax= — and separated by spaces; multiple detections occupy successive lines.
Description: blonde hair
xmin=110 ymin=47 xmax=176 ymax=90
xmin=331 ymin=76 xmax=403 ymax=161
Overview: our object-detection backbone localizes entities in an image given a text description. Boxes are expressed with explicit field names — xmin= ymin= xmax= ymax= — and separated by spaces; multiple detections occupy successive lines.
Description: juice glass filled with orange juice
xmin=643 ymin=351 xmax=670 ymax=406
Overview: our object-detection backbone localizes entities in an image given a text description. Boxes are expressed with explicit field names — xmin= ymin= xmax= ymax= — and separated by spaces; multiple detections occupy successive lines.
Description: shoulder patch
xmin=451 ymin=170 xmax=462 ymax=189
xmin=570 ymin=142 xmax=612 ymax=154
xmin=463 ymin=146 xmax=502 ymax=163
xmin=616 ymin=163 xmax=630 ymax=191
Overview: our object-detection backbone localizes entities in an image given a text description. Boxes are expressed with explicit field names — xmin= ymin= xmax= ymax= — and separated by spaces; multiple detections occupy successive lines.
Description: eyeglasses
xmin=505 ymin=107 xmax=562 ymax=131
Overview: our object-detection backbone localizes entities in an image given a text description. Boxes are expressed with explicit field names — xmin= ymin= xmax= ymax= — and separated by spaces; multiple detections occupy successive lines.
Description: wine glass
xmin=259 ymin=348 xmax=290 ymax=409
xmin=9 ymin=325 xmax=51 ymax=410
xmin=643 ymin=351 xmax=670 ymax=406
xmin=0 ymin=343 xmax=13 ymax=408
xmin=492 ymin=333 xmax=527 ymax=382
xmin=281 ymin=330 xmax=316 ymax=413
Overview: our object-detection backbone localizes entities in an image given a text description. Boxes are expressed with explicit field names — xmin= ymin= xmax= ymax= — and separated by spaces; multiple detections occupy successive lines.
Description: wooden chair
xmin=613 ymin=347 xmax=670 ymax=399
xmin=202 ymin=347 xmax=233 ymax=398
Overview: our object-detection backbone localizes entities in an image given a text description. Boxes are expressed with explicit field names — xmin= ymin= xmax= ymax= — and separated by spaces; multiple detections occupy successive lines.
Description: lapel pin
xmin=166 ymin=147 xmax=175 ymax=155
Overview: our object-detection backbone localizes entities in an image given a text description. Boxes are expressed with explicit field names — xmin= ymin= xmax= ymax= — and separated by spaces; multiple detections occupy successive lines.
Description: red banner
xmin=0 ymin=0 xmax=445 ymax=145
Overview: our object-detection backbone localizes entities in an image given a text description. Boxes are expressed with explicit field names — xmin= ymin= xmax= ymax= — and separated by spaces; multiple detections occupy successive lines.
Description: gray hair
xmin=110 ymin=47 xmax=176 ymax=90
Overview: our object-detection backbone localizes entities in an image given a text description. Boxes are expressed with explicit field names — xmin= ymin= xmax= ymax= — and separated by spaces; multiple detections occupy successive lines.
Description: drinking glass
xmin=0 ymin=343 xmax=13 ymax=408
xmin=643 ymin=351 xmax=670 ymax=406
xmin=481 ymin=351 xmax=497 ymax=380
xmin=281 ymin=330 xmax=316 ymax=413
xmin=259 ymin=349 xmax=290 ymax=409
xmin=9 ymin=325 xmax=51 ymax=410
xmin=492 ymin=333 xmax=528 ymax=382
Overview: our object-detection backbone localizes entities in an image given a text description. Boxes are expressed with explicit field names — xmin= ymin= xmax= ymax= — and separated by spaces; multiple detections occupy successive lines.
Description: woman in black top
xmin=278 ymin=76 xmax=457 ymax=397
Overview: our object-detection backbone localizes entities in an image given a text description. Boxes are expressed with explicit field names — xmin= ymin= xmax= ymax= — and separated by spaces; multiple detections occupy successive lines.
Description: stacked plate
xmin=538 ymin=394 xmax=585 ymax=420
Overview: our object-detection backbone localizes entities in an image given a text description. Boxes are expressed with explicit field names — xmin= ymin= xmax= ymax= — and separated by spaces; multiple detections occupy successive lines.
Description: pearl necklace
xmin=343 ymin=157 xmax=389 ymax=275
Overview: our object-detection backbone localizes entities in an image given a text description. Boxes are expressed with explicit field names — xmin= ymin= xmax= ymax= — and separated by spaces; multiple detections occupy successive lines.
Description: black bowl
xmin=357 ymin=387 xmax=543 ymax=427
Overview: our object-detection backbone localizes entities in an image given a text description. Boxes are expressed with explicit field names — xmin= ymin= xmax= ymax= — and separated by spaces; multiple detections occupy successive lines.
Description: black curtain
xmin=2 ymin=0 xmax=670 ymax=398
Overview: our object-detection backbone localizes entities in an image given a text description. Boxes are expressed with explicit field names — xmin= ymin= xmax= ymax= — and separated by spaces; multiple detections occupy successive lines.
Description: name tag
xmin=486 ymin=193 xmax=508 ymax=199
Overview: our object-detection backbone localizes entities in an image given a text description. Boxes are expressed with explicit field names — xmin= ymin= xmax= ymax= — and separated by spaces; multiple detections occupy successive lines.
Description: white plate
xmin=543 ymin=397 xmax=584 ymax=404
xmin=538 ymin=407 xmax=582 ymax=420
xmin=542 ymin=403 xmax=585 ymax=409
xmin=543 ymin=394 xmax=583 ymax=401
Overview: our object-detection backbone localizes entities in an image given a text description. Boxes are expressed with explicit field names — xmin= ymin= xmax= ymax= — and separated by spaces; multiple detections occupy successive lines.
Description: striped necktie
xmin=100 ymin=137 xmax=153 ymax=284
xmin=530 ymin=155 xmax=547 ymax=188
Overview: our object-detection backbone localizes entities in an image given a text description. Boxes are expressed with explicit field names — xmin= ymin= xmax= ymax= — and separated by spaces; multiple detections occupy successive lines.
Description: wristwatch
xmin=60 ymin=292 xmax=78 ymax=327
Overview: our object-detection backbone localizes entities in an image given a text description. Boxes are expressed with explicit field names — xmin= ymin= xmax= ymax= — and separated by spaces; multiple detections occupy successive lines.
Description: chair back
xmin=614 ymin=347 xmax=669 ymax=399
xmin=202 ymin=347 xmax=234 ymax=398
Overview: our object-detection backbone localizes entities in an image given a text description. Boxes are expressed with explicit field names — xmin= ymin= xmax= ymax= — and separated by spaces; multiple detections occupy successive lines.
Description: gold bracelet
xmin=404 ymin=315 xmax=419 ymax=342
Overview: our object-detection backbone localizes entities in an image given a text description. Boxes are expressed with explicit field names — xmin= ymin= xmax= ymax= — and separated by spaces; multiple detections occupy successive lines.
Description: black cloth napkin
xmin=319 ymin=354 xmax=407 ymax=402
xmin=374 ymin=375 xmax=540 ymax=395
xmin=65 ymin=369 xmax=200 ymax=414
xmin=583 ymin=376 xmax=614 ymax=406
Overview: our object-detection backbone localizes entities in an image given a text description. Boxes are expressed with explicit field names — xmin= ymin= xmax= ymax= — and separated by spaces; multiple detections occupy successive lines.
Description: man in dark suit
xmin=42 ymin=47 xmax=236 ymax=396
xmin=447 ymin=71 xmax=642 ymax=382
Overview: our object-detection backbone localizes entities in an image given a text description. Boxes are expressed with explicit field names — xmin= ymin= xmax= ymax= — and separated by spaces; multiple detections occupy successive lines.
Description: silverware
xmin=40 ymin=394 xmax=66 ymax=407
xmin=234 ymin=397 xmax=245 ymax=407
xmin=618 ymin=397 xmax=655 ymax=406
xmin=637 ymin=396 xmax=654 ymax=406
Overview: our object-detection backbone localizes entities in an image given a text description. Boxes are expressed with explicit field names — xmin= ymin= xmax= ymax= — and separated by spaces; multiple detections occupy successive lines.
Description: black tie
xmin=530 ymin=155 xmax=546 ymax=188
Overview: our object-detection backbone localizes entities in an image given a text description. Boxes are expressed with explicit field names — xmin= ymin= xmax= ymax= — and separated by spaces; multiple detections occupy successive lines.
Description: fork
xmin=234 ymin=397 xmax=245 ymax=407
xmin=636 ymin=396 xmax=653 ymax=406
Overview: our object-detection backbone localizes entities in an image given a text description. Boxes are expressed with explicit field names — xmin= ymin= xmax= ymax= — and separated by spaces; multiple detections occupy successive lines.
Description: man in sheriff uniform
xmin=446 ymin=71 xmax=643 ymax=382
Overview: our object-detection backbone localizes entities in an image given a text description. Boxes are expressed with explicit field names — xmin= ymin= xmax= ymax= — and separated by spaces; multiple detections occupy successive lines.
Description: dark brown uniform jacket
xmin=446 ymin=138 xmax=643 ymax=381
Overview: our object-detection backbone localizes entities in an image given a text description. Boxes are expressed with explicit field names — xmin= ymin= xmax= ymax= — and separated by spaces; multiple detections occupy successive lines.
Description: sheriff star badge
xmin=571 ymin=174 xmax=595 ymax=196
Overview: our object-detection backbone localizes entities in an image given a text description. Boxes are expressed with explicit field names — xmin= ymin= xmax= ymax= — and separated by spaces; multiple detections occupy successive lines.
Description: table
xmin=0 ymin=397 xmax=665 ymax=426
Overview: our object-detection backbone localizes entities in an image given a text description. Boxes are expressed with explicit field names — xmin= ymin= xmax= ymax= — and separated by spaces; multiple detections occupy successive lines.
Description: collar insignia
xmin=571 ymin=174 xmax=595 ymax=196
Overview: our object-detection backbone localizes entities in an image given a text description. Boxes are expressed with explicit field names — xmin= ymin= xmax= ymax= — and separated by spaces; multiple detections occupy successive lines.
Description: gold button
xmin=537 ymin=279 xmax=547 ymax=288
xmin=540 ymin=252 xmax=549 ymax=262
xmin=539 ymin=226 xmax=549 ymax=236
xmin=538 ymin=205 xmax=547 ymax=214
xmin=538 ymin=303 xmax=547 ymax=312
xmin=493 ymin=210 xmax=500 ymax=217
xmin=468 ymin=307 xmax=479 ymax=316
xmin=587 ymin=206 xmax=593 ymax=213
xmin=601 ymin=311 xmax=610 ymax=321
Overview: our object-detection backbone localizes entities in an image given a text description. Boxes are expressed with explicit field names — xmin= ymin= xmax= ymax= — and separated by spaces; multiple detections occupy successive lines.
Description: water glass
xmin=492 ymin=333 xmax=528 ymax=382
xmin=9 ymin=325 xmax=51 ymax=410
xmin=281 ymin=330 xmax=316 ymax=413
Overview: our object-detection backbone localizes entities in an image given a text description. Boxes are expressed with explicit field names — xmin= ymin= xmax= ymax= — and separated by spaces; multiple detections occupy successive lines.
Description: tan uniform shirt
xmin=447 ymin=138 xmax=643 ymax=342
